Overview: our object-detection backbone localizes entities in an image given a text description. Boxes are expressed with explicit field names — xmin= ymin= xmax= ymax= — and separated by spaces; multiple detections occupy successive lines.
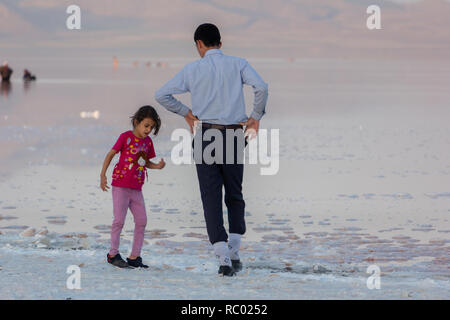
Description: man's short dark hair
xmin=194 ymin=23 xmax=221 ymax=47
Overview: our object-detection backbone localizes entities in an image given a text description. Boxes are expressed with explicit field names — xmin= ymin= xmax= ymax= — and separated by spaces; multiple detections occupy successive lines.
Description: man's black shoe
xmin=126 ymin=256 xmax=149 ymax=268
xmin=218 ymin=265 xmax=236 ymax=277
xmin=231 ymin=259 xmax=243 ymax=272
xmin=107 ymin=253 xmax=133 ymax=268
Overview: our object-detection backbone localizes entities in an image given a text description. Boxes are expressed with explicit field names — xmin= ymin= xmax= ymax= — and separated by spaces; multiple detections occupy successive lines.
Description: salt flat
xmin=1 ymin=57 xmax=449 ymax=299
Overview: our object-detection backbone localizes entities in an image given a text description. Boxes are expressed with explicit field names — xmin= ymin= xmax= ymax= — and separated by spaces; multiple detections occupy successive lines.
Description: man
xmin=0 ymin=61 xmax=13 ymax=82
xmin=155 ymin=23 xmax=268 ymax=276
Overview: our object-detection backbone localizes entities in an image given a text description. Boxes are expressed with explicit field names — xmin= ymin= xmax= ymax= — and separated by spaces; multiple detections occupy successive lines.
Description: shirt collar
xmin=204 ymin=49 xmax=223 ymax=57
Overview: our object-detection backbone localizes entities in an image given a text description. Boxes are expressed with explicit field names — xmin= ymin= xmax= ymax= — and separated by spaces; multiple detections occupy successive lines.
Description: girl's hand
xmin=147 ymin=158 xmax=166 ymax=170
xmin=156 ymin=158 xmax=166 ymax=169
xmin=100 ymin=175 xmax=110 ymax=191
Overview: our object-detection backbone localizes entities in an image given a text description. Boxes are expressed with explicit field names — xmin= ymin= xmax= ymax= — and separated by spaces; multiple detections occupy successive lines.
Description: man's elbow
xmin=257 ymin=82 xmax=268 ymax=95
xmin=155 ymin=89 xmax=171 ymax=105
xmin=154 ymin=90 xmax=164 ymax=104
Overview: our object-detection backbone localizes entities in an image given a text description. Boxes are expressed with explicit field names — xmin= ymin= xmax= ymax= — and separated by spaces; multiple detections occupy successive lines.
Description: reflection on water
xmin=1 ymin=81 xmax=12 ymax=98
xmin=1 ymin=57 xmax=450 ymax=175
xmin=23 ymin=79 xmax=36 ymax=93
xmin=0 ymin=78 xmax=37 ymax=98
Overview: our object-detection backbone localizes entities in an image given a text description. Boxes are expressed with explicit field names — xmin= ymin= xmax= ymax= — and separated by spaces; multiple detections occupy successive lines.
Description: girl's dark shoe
xmin=231 ymin=259 xmax=243 ymax=272
xmin=126 ymin=256 xmax=149 ymax=268
xmin=107 ymin=253 xmax=133 ymax=268
xmin=218 ymin=265 xmax=236 ymax=277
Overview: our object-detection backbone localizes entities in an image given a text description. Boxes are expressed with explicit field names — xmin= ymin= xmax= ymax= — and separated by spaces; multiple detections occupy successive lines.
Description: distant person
xmin=113 ymin=56 xmax=118 ymax=69
xmin=155 ymin=23 xmax=268 ymax=276
xmin=0 ymin=61 xmax=13 ymax=82
xmin=23 ymin=69 xmax=36 ymax=81
xmin=100 ymin=105 xmax=165 ymax=268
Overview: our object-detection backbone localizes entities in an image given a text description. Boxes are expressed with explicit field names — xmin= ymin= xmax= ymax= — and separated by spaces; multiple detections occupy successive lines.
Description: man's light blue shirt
xmin=155 ymin=49 xmax=268 ymax=125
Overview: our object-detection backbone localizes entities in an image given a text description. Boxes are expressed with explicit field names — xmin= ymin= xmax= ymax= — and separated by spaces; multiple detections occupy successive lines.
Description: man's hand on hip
xmin=184 ymin=110 xmax=199 ymax=134
xmin=241 ymin=117 xmax=259 ymax=140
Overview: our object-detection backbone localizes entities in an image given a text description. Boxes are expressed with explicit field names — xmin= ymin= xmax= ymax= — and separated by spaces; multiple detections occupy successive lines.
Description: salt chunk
xmin=37 ymin=237 xmax=51 ymax=246
xmin=20 ymin=227 xmax=36 ymax=237
xmin=312 ymin=264 xmax=329 ymax=273
xmin=37 ymin=228 xmax=48 ymax=236
xmin=80 ymin=239 xmax=90 ymax=249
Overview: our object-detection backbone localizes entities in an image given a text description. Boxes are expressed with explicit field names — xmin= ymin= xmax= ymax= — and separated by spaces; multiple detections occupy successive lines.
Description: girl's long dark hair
xmin=130 ymin=105 xmax=161 ymax=136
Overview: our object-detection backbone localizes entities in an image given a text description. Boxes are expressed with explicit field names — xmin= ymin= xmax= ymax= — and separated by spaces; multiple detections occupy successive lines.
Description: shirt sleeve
xmin=154 ymin=66 xmax=191 ymax=117
xmin=240 ymin=59 xmax=269 ymax=121
xmin=147 ymin=138 xmax=156 ymax=160
xmin=112 ymin=133 xmax=126 ymax=152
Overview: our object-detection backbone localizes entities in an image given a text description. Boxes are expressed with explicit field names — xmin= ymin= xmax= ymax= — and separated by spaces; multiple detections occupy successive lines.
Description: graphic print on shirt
xmin=128 ymin=151 xmax=150 ymax=185
xmin=111 ymin=132 xmax=155 ymax=189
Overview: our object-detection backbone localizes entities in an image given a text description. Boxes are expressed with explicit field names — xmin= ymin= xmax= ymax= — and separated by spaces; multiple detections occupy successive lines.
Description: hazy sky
xmin=1 ymin=0 xmax=450 ymax=59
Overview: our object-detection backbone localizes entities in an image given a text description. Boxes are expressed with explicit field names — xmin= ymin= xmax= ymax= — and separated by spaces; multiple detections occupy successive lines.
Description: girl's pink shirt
xmin=111 ymin=131 xmax=156 ymax=190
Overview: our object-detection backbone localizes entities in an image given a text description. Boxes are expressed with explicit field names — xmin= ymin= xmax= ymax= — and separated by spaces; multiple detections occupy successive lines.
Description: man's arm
xmin=155 ymin=66 xmax=199 ymax=133
xmin=241 ymin=60 xmax=268 ymax=121
xmin=155 ymin=67 xmax=191 ymax=117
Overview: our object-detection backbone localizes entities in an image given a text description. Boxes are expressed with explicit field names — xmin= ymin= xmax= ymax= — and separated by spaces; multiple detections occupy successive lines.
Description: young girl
xmin=100 ymin=105 xmax=165 ymax=268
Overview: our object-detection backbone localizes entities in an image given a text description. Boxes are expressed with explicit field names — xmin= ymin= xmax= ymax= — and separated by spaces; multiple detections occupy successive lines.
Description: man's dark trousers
xmin=194 ymin=126 xmax=246 ymax=245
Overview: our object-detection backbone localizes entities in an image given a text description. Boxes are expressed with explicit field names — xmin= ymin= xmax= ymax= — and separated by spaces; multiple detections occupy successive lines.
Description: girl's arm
xmin=146 ymin=158 xmax=165 ymax=170
xmin=100 ymin=149 xmax=117 ymax=191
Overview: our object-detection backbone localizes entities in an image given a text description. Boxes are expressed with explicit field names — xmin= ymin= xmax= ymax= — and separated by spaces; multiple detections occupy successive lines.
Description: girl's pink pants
xmin=109 ymin=186 xmax=147 ymax=257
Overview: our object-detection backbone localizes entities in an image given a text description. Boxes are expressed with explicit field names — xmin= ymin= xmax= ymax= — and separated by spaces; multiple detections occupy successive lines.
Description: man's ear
xmin=195 ymin=40 xmax=203 ymax=49
xmin=218 ymin=42 xmax=222 ymax=49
